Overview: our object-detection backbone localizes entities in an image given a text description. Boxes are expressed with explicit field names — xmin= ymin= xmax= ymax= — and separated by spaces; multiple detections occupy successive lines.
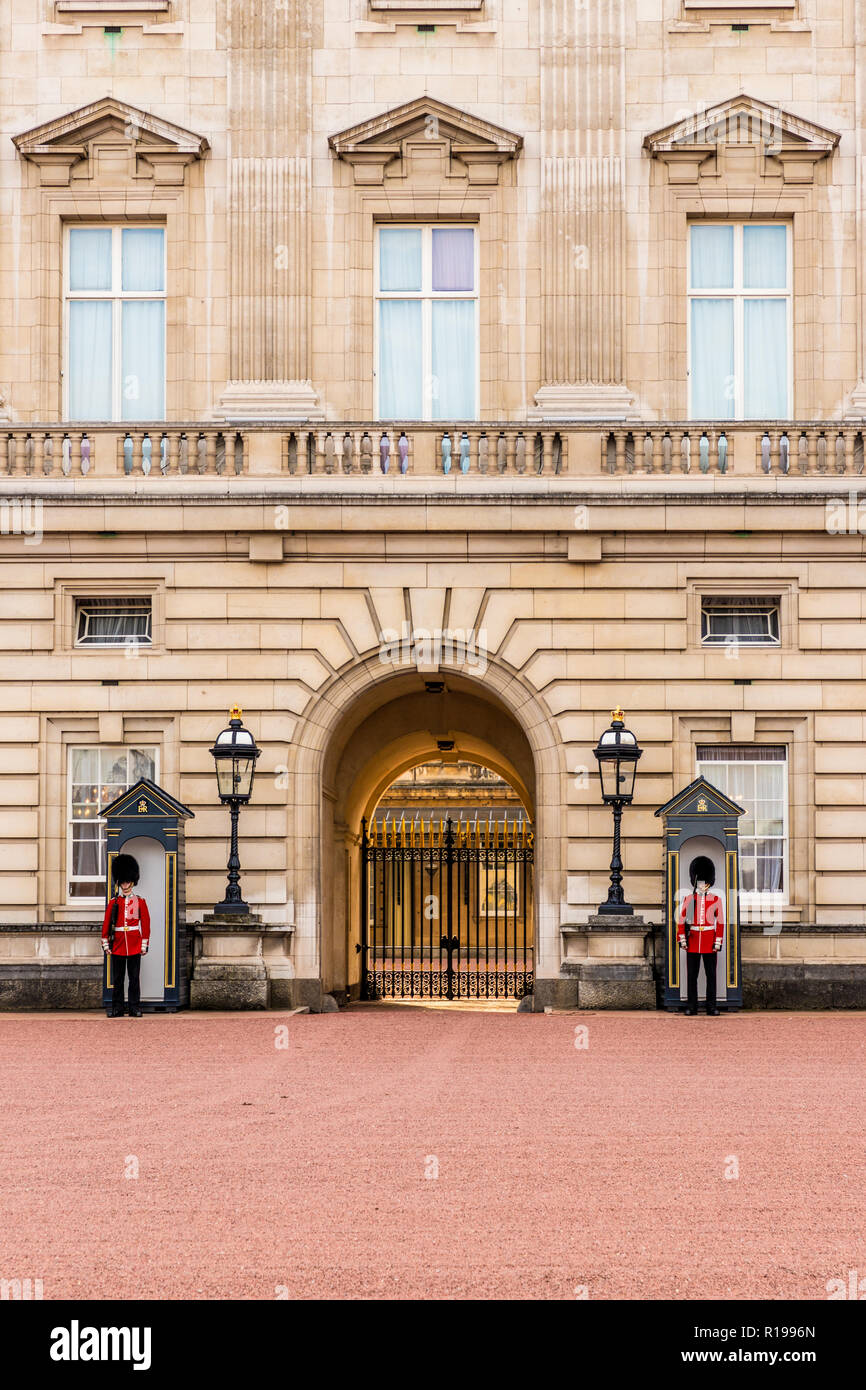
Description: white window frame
xmin=66 ymin=744 xmax=159 ymax=903
xmin=700 ymin=595 xmax=781 ymax=647
xmin=695 ymin=746 xmax=789 ymax=904
xmin=63 ymin=223 xmax=167 ymax=422
xmin=373 ymin=223 xmax=480 ymax=421
xmin=687 ymin=220 xmax=792 ymax=421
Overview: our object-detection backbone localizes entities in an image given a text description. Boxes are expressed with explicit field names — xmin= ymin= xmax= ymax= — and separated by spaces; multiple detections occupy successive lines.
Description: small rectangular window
xmin=700 ymin=596 xmax=780 ymax=646
xmin=74 ymin=596 xmax=152 ymax=647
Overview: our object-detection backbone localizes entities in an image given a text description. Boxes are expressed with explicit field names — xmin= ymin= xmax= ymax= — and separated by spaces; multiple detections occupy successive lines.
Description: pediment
xmin=14 ymin=97 xmax=209 ymax=187
xmin=329 ymin=97 xmax=523 ymax=185
xmin=644 ymin=94 xmax=839 ymax=185
xmin=655 ymin=776 xmax=745 ymax=822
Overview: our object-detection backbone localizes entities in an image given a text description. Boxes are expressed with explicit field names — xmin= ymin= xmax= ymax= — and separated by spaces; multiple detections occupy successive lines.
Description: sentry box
xmin=655 ymin=776 xmax=744 ymax=1012
xmin=102 ymin=779 xmax=194 ymax=1012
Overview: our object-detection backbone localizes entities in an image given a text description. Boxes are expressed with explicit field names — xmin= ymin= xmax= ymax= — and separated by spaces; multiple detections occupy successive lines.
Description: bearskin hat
xmin=112 ymin=853 xmax=140 ymax=887
xmin=689 ymin=855 xmax=715 ymax=889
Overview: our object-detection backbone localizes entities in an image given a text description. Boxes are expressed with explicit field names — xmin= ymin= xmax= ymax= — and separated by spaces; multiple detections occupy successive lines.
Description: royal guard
xmin=677 ymin=855 xmax=724 ymax=1016
xmin=101 ymin=853 xmax=150 ymax=1018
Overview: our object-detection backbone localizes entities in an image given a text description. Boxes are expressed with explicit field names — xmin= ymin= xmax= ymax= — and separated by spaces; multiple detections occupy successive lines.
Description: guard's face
xmin=696 ymin=879 xmax=708 ymax=891
xmin=120 ymin=881 xmax=134 ymax=893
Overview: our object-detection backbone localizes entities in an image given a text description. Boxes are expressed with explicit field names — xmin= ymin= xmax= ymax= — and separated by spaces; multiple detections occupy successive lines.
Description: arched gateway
xmin=289 ymin=656 xmax=565 ymax=1008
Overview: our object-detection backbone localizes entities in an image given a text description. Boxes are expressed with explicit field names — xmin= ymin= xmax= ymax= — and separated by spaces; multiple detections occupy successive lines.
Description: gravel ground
xmin=1 ymin=1006 xmax=864 ymax=1301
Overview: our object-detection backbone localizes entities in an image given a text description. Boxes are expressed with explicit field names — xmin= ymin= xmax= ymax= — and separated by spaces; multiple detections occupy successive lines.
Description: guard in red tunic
xmin=677 ymin=855 xmax=724 ymax=1016
xmin=101 ymin=853 xmax=150 ymax=1018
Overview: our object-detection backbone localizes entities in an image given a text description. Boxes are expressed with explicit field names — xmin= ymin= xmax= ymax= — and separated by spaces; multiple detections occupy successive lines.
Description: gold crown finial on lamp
xmin=229 ymin=704 xmax=243 ymax=721
xmin=611 ymin=706 xmax=625 ymax=722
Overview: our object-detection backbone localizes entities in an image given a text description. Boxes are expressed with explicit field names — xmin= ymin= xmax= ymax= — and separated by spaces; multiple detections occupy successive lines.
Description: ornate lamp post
xmin=209 ymin=705 xmax=261 ymax=914
xmin=593 ymin=707 xmax=643 ymax=916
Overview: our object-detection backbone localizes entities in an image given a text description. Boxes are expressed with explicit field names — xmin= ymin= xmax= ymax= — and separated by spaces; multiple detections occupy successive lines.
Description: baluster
xmin=380 ymin=430 xmax=392 ymax=474
xmin=640 ymin=432 xmax=653 ymax=474
xmin=680 ymin=431 xmax=691 ymax=474
xmin=323 ymin=431 xmax=336 ymax=474
xmin=798 ymin=431 xmax=810 ymax=475
xmin=662 ymin=431 xmax=672 ymax=473
xmin=612 ymin=429 xmax=626 ymax=475
xmin=838 ymin=431 xmax=850 ymax=476
xmin=770 ymin=428 xmax=781 ymax=474
xmin=514 ymin=430 xmax=527 ymax=474
xmin=845 ymin=428 xmax=857 ymax=477
xmin=397 ymin=430 xmax=410 ymax=474
xmin=477 ymin=431 xmax=489 ymax=475
xmin=441 ymin=430 xmax=453 ymax=474
xmin=718 ymin=430 xmax=729 ymax=474
xmin=205 ymin=431 xmax=217 ymax=475
xmin=214 ymin=432 xmax=226 ymax=476
xmin=539 ymin=429 xmax=554 ymax=475
xmin=779 ymin=432 xmax=790 ymax=475
xmin=80 ymin=432 xmax=92 ymax=476
xmin=166 ymin=430 xmax=181 ymax=475
xmin=468 ymin=429 xmax=480 ymax=474
xmin=62 ymin=432 xmax=73 ymax=476
xmin=7 ymin=432 xmax=20 ymax=477
xmin=178 ymin=432 xmax=189 ymax=475
xmin=0 ymin=434 xmax=7 ymax=475
xmin=195 ymin=432 xmax=207 ymax=474
xmin=22 ymin=434 xmax=33 ymax=476
xmin=760 ymin=430 xmax=771 ymax=474
xmin=698 ymin=431 xmax=710 ymax=474
xmin=33 ymin=433 xmax=45 ymax=477
xmin=223 ymin=431 xmax=235 ymax=477
xmin=359 ymin=430 xmax=372 ymax=474
xmin=342 ymin=430 xmax=354 ymax=474
xmin=122 ymin=432 xmax=134 ymax=475
xmin=141 ymin=432 xmax=153 ymax=476
xmin=41 ymin=433 xmax=53 ymax=477
xmin=816 ymin=431 xmax=827 ymax=474
xmin=458 ymin=430 xmax=471 ymax=474
xmin=497 ymin=431 xmax=508 ymax=473
xmin=647 ymin=429 xmax=659 ymax=474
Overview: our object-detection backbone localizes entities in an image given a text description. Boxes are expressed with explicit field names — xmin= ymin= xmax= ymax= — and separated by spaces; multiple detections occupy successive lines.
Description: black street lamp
xmin=593 ymin=706 xmax=643 ymax=916
xmin=209 ymin=705 xmax=261 ymax=914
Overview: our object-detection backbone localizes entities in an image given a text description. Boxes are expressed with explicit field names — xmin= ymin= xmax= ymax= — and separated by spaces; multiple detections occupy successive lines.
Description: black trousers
xmin=111 ymin=953 xmax=141 ymax=1013
xmin=686 ymin=951 xmax=718 ymax=1012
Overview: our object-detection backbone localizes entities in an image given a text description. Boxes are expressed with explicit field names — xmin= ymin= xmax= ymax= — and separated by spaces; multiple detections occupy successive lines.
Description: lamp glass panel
xmin=617 ymin=758 xmax=637 ymax=800
xmin=597 ymin=757 xmax=615 ymax=800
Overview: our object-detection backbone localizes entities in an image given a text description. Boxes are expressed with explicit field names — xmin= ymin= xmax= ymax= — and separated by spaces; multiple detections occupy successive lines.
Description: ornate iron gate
xmin=360 ymin=815 xmax=534 ymax=1001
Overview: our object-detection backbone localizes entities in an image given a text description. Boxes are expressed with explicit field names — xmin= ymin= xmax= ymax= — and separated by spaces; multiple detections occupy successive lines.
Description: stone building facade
xmin=1 ymin=1 xmax=865 ymax=1009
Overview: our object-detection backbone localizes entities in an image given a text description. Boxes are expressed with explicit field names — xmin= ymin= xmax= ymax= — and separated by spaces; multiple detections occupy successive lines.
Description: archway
xmin=289 ymin=658 xmax=565 ymax=1008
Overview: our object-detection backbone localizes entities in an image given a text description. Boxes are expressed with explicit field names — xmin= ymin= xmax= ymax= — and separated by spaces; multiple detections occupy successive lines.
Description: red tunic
xmin=677 ymin=891 xmax=724 ymax=954
xmin=101 ymin=893 xmax=151 ymax=957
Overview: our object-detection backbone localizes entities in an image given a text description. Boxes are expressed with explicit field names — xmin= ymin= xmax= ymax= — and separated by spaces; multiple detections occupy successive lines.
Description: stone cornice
xmin=329 ymin=95 xmax=522 ymax=185
xmin=13 ymin=96 xmax=209 ymax=186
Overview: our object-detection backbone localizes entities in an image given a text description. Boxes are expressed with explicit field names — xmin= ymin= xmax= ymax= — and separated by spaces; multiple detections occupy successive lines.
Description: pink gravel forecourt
xmin=2 ymin=1005 xmax=864 ymax=1302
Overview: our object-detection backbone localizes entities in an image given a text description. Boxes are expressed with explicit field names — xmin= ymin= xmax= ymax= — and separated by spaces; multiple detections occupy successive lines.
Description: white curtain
xmin=703 ymin=597 xmax=777 ymax=643
xmin=122 ymin=300 xmax=165 ymax=420
xmin=432 ymin=300 xmax=475 ymax=420
xmin=379 ymin=228 xmax=422 ymax=291
xmin=432 ymin=227 xmax=474 ymax=291
xmin=690 ymin=224 xmax=733 ymax=289
xmin=122 ymin=228 xmax=164 ymax=292
xmin=77 ymin=597 xmax=151 ymax=645
xmin=697 ymin=747 xmax=786 ymax=894
xmin=68 ymin=301 xmax=112 ymax=420
xmin=744 ymin=298 xmax=787 ymax=418
xmin=743 ymin=224 xmax=786 ymax=289
xmin=691 ymin=299 xmax=734 ymax=419
xmin=379 ymin=299 xmax=422 ymax=418
xmin=69 ymin=228 xmax=112 ymax=291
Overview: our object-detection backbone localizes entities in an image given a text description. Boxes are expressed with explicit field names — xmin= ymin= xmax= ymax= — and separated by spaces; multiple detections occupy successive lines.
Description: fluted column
xmin=532 ymin=0 xmax=635 ymax=421
xmin=217 ymin=2 xmax=323 ymax=420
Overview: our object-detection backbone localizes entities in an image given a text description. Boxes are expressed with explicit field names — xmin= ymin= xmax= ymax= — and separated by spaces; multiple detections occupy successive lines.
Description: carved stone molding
xmin=329 ymin=97 xmax=523 ymax=187
xmin=644 ymin=94 xmax=839 ymax=187
xmin=13 ymin=96 xmax=208 ymax=187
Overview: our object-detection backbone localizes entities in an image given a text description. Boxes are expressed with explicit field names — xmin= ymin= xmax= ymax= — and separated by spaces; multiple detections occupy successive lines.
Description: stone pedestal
xmin=559 ymin=913 xmax=657 ymax=1010
xmin=190 ymin=911 xmax=276 ymax=1010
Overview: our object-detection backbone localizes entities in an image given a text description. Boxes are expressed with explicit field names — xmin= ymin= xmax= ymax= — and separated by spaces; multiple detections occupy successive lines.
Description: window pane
xmin=71 ymin=747 xmax=98 ymax=784
xmin=379 ymin=229 xmax=422 ymax=292
xmin=690 ymin=225 xmax=734 ymax=289
xmin=431 ymin=300 xmax=476 ymax=419
xmin=432 ymin=228 xmax=474 ymax=291
xmin=378 ymin=299 xmax=422 ymax=417
xmin=743 ymin=225 xmax=787 ymax=290
xmin=131 ymin=749 xmax=156 ymax=783
xmin=71 ymin=822 xmax=102 ymax=879
xmin=68 ymin=301 xmax=113 ymax=419
xmin=690 ymin=299 xmax=734 ymax=418
xmin=69 ymin=229 xmax=112 ymax=292
xmin=121 ymin=300 xmax=165 ymax=420
xmin=122 ymin=228 xmax=165 ymax=292
xmin=744 ymin=299 xmax=787 ymax=418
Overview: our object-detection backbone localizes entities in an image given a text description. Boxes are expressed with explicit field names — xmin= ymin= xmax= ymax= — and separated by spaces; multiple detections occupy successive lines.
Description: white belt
xmin=115 ymin=924 xmax=141 ymax=931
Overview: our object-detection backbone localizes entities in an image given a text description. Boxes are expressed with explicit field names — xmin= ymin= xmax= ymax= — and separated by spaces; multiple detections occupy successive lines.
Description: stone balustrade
xmin=2 ymin=421 xmax=866 ymax=479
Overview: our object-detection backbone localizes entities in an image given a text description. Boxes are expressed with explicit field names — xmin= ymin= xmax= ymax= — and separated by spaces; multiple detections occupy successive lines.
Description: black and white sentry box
xmin=102 ymin=779 xmax=194 ymax=1012
xmin=655 ymin=776 xmax=745 ymax=1012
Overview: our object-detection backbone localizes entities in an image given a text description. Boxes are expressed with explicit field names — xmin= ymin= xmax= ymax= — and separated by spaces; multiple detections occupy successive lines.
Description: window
xmin=696 ymin=745 xmax=787 ymax=897
xmin=65 ymin=224 xmax=165 ymax=421
xmin=67 ymin=746 xmax=157 ymax=899
xmin=375 ymin=225 xmax=478 ymax=420
xmin=74 ymin=596 xmax=152 ymax=648
xmin=688 ymin=222 xmax=791 ymax=420
xmin=701 ymin=596 xmax=780 ymax=646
